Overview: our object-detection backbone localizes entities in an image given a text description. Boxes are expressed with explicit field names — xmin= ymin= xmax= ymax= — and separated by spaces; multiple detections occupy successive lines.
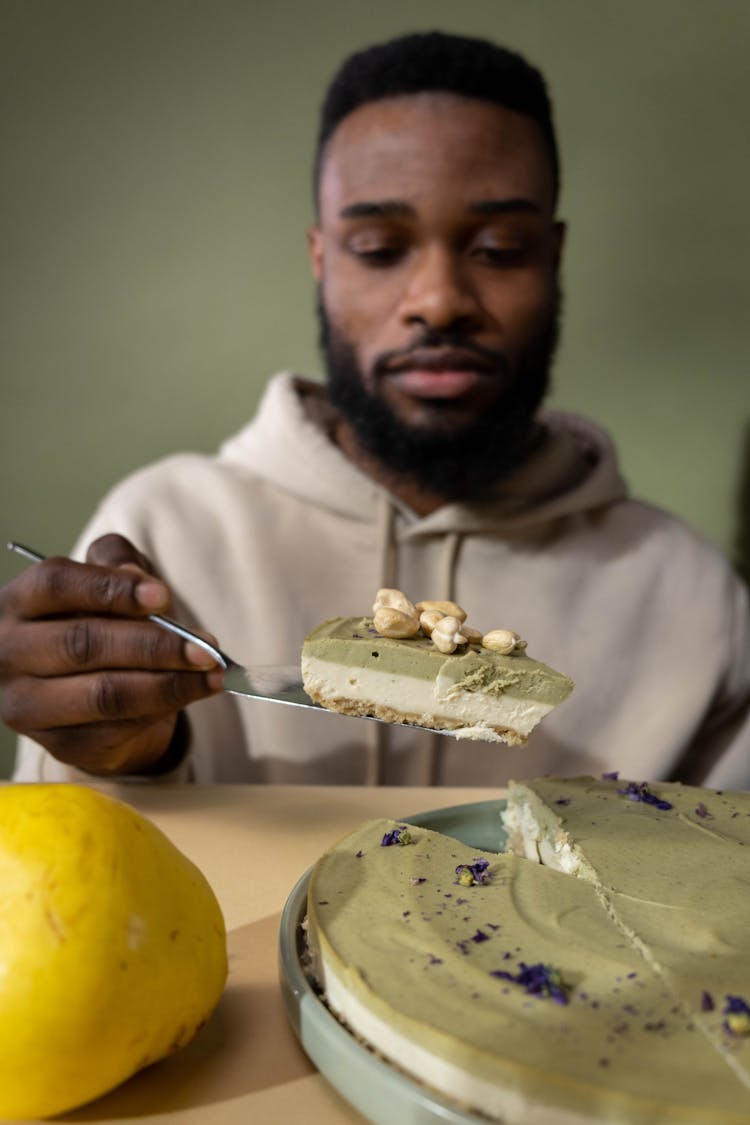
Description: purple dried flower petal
xmin=695 ymin=802 xmax=711 ymax=819
xmin=380 ymin=826 xmax=413 ymax=847
xmin=554 ymin=798 xmax=571 ymax=806
xmin=455 ymin=858 xmax=491 ymax=886
xmin=471 ymin=929 xmax=490 ymax=943
xmin=617 ymin=781 xmax=673 ymax=811
xmin=601 ymin=770 xmax=619 ymax=781
xmin=701 ymin=990 xmax=714 ymax=1011
xmin=490 ymin=961 xmax=570 ymax=1005
xmin=723 ymin=995 xmax=750 ymax=1036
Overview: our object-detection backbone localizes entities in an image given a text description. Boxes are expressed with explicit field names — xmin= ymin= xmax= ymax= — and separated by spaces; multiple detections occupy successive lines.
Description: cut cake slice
xmin=301 ymin=616 xmax=573 ymax=745
xmin=502 ymin=775 xmax=750 ymax=1091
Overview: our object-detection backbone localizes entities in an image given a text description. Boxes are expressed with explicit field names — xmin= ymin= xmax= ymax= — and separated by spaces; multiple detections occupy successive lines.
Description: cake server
xmin=6 ymin=542 xmax=463 ymax=735
xmin=6 ymin=542 xmax=317 ymax=712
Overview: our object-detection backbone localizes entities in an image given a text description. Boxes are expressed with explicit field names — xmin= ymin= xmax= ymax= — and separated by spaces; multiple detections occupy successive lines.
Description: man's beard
xmin=319 ymin=291 xmax=561 ymax=500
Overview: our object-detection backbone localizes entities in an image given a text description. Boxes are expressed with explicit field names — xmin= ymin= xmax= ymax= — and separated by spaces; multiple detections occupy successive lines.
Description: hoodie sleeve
xmin=683 ymin=571 xmax=750 ymax=790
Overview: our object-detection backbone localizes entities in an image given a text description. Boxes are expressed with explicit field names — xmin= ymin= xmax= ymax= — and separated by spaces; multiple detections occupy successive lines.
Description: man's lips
xmin=382 ymin=349 xmax=500 ymax=401
xmin=387 ymin=369 xmax=490 ymax=398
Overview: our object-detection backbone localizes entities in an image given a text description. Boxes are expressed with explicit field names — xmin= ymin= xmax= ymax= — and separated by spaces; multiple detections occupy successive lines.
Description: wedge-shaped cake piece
xmin=502 ymin=775 xmax=750 ymax=1091
xmin=301 ymin=617 xmax=573 ymax=744
xmin=306 ymin=817 xmax=750 ymax=1123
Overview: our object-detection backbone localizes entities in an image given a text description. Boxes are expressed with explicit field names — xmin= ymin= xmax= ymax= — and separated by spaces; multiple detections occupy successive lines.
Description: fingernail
xmin=135 ymin=579 xmax=168 ymax=610
xmin=185 ymin=642 xmax=217 ymax=668
xmin=207 ymin=668 xmax=225 ymax=691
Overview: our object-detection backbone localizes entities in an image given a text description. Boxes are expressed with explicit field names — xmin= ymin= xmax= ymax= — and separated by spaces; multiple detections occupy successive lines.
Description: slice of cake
xmin=301 ymin=589 xmax=573 ymax=744
xmin=306 ymin=814 xmax=750 ymax=1123
xmin=502 ymin=775 xmax=750 ymax=1089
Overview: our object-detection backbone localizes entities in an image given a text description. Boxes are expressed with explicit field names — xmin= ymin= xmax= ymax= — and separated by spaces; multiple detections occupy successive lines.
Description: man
xmin=2 ymin=31 xmax=749 ymax=788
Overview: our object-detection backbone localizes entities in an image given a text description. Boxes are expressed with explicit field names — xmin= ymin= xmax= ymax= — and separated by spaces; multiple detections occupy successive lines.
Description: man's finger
xmin=1 ymin=557 xmax=169 ymax=620
xmin=0 ymin=618 xmax=219 ymax=678
xmin=85 ymin=533 xmax=161 ymax=577
xmin=1 ymin=668 xmax=224 ymax=731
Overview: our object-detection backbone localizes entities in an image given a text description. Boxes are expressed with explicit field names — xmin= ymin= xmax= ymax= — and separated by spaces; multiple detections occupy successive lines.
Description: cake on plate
xmin=502 ymin=774 xmax=750 ymax=1083
xmin=301 ymin=589 xmax=573 ymax=745
xmin=305 ymin=776 xmax=750 ymax=1123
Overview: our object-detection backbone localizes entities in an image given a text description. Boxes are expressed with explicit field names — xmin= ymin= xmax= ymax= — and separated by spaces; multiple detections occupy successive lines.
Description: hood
xmin=221 ymin=371 xmax=630 ymax=785
xmin=220 ymin=372 xmax=629 ymax=538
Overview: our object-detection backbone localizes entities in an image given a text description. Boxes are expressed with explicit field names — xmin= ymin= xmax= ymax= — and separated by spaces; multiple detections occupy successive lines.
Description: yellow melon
xmin=0 ymin=783 xmax=227 ymax=1118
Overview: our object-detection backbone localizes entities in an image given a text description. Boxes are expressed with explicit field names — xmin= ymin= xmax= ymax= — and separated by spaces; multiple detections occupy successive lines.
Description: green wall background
xmin=2 ymin=0 xmax=749 ymax=777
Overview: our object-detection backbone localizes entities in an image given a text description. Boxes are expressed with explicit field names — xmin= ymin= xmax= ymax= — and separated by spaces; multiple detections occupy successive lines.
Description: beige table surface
xmin=25 ymin=783 xmax=498 ymax=1125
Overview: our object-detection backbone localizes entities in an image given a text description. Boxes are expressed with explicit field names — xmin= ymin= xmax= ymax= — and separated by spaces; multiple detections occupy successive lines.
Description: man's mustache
xmin=374 ymin=330 xmax=510 ymax=376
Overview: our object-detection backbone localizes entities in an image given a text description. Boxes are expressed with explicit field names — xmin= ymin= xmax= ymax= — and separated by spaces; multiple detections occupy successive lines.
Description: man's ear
xmin=552 ymin=220 xmax=566 ymax=271
xmin=307 ymin=225 xmax=324 ymax=281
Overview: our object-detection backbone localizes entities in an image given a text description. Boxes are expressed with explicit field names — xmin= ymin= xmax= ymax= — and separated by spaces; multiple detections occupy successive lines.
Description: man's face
xmin=309 ymin=92 xmax=565 ymax=495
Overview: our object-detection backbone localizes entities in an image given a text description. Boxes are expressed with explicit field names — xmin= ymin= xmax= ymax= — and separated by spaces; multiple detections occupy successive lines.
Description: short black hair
xmin=315 ymin=29 xmax=559 ymax=207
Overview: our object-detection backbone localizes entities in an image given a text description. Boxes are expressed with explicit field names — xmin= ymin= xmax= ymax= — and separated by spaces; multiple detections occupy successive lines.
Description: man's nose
xmin=398 ymin=246 xmax=482 ymax=332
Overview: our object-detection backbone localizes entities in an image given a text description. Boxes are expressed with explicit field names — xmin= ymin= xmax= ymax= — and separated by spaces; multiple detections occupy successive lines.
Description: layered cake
xmin=305 ymin=777 xmax=750 ymax=1123
xmin=502 ymin=775 xmax=750 ymax=1089
xmin=301 ymin=589 xmax=573 ymax=744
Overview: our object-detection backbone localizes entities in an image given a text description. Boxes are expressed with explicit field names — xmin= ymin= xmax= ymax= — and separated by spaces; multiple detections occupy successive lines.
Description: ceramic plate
xmin=278 ymin=799 xmax=506 ymax=1125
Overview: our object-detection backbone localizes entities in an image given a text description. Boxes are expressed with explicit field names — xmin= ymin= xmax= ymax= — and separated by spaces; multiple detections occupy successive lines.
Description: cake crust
xmin=302 ymin=681 xmax=527 ymax=744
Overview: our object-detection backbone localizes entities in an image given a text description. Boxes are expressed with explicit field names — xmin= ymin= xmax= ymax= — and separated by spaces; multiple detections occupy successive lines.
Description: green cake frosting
xmin=307 ymin=812 xmax=750 ymax=1122
xmin=303 ymin=617 xmax=574 ymax=705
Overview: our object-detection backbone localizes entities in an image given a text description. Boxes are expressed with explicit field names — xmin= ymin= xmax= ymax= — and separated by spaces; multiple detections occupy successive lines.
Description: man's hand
xmin=0 ymin=534 xmax=224 ymax=775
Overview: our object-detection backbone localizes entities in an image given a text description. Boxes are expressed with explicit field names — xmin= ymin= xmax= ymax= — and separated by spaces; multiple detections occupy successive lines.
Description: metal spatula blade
xmin=218 ymin=662 xmax=316 ymax=708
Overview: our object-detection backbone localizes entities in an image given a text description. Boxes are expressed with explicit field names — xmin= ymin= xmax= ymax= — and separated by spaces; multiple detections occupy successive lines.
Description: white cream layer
xmin=301 ymin=655 xmax=553 ymax=737
xmin=319 ymin=951 xmax=593 ymax=1125
xmin=501 ymin=800 xmax=583 ymax=874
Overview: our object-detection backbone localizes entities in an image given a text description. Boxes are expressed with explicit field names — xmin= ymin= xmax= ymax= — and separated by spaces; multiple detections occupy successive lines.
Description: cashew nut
xmin=482 ymin=629 xmax=524 ymax=655
xmin=419 ymin=608 xmax=445 ymax=637
xmin=432 ymin=615 xmax=468 ymax=654
xmin=373 ymin=588 xmax=417 ymax=619
xmin=415 ymin=599 xmax=467 ymax=623
xmin=373 ymin=606 xmax=421 ymax=638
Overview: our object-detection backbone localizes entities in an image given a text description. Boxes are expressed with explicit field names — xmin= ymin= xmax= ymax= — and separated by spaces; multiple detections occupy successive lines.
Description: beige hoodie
xmin=14 ymin=373 xmax=750 ymax=789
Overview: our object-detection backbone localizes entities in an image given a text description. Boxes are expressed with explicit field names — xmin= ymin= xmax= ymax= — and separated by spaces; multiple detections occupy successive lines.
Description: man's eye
xmin=473 ymin=243 xmax=527 ymax=267
xmin=348 ymin=241 xmax=404 ymax=266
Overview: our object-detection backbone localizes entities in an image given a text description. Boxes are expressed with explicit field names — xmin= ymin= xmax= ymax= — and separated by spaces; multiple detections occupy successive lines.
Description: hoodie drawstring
xmin=376 ymin=492 xmax=398 ymax=590
xmin=365 ymin=495 xmax=397 ymax=785
xmin=366 ymin=499 xmax=465 ymax=787
xmin=427 ymin=531 xmax=462 ymax=785
xmin=439 ymin=532 xmax=461 ymax=602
